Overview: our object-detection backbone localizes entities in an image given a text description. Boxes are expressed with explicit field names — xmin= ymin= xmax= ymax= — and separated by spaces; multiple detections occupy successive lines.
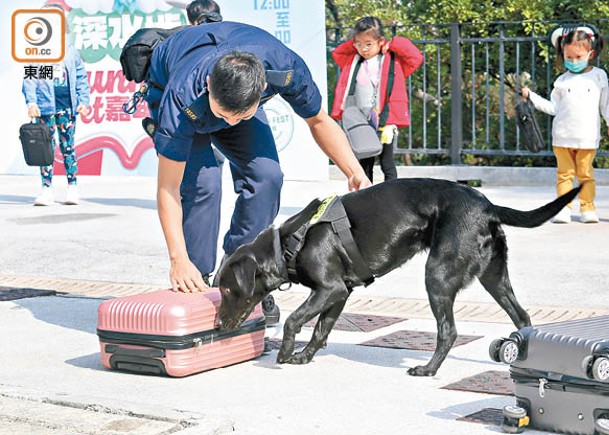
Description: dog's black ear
xmin=232 ymin=256 xmax=258 ymax=298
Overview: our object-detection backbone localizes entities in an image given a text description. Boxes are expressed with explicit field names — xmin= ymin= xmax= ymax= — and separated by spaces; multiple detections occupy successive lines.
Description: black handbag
xmin=515 ymin=97 xmax=545 ymax=153
xmin=19 ymin=118 xmax=54 ymax=166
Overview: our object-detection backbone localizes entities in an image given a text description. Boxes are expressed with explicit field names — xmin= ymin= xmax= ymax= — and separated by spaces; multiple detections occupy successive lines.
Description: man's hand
xmin=521 ymin=87 xmax=531 ymax=98
xmin=170 ymin=257 xmax=209 ymax=293
xmin=349 ymin=172 xmax=372 ymax=191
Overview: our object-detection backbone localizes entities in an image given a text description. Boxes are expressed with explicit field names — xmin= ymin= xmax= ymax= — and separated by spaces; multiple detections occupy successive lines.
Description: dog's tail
xmin=493 ymin=186 xmax=582 ymax=228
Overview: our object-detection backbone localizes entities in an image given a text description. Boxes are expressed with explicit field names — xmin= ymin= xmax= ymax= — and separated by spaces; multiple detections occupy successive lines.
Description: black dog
xmin=217 ymin=178 xmax=580 ymax=376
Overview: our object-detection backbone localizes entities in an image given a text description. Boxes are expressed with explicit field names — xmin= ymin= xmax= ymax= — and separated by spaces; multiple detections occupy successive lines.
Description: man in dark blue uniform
xmin=146 ymin=21 xmax=370 ymax=296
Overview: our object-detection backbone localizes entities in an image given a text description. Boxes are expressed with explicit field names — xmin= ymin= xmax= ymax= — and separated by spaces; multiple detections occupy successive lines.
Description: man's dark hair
xmin=209 ymin=51 xmax=266 ymax=114
xmin=187 ymin=0 xmax=222 ymax=25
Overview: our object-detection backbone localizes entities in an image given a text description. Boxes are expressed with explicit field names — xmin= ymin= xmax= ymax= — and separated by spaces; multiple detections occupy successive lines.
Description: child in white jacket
xmin=522 ymin=24 xmax=609 ymax=223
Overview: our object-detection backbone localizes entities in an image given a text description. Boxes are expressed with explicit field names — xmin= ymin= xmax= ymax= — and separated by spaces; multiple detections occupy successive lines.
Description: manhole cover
xmin=304 ymin=313 xmax=406 ymax=332
xmin=0 ymin=287 xmax=57 ymax=301
xmin=264 ymin=338 xmax=309 ymax=352
xmin=359 ymin=330 xmax=481 ymax=351
xmin=458 ymin=407 xmax=503 ymax=425
xmin=442 ymin=370 xmax=513 ymax=395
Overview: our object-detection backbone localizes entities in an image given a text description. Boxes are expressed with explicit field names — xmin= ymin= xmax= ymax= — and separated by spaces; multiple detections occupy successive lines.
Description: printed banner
xmin=2 ymin=0 xmax=328 ymax=180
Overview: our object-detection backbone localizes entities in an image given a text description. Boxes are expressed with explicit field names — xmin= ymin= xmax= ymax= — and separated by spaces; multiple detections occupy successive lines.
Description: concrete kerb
xmin=330 ymin=165 xmax=609 ymax=186
xmin=0 ymin=384 xmax=224 ymax=435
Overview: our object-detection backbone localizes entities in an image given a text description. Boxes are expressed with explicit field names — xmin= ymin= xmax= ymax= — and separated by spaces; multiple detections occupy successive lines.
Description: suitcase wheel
xmin=489 ymin=338 xmax=504 ymax=362
xmin=595 ymin=417 xmax=609 ymax=435
xmin=262 ymin=294 xmax=280 ymax=326
xmin=501 ymin=405 xmax=529 ymax=434
xmin=490 ymin=338 xmax=519 ymax=364
xmin=499 ymin=339 xmax=519 ymax=364
xmin=592 ymin=357 xmax=609 ymax=382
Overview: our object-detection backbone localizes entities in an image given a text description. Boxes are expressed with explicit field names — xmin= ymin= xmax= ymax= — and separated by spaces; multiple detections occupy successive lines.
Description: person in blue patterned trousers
xmin=21 ymin=5 xmax=90 ymax=206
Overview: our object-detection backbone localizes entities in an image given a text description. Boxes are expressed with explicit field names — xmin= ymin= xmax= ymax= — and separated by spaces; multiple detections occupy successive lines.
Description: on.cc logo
xmin=12 ymin=9 xmax=65 ymax=63
xmin=24 ymin=16 xmax=53 ymax=46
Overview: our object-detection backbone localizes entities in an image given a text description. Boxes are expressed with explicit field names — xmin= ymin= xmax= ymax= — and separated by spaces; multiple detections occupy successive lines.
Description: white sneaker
xmin=34 ymin=186 xmax=54 ymax=206
xmin=551 ymin=207 xmax=571 ymax=224
xmin=64 ymin=184 xmax=79 ymax=205
xmin=581 ymin=210 xmax=599 ymax=224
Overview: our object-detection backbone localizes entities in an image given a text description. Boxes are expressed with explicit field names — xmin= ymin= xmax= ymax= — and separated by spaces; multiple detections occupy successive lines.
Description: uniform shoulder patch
xmin=182 ymin=92 xmax=209 ymax=121
xmin=266 ymin=69 xmax=294 ymax=87
xmin=284 ymin=70 xmax=293 ymax=86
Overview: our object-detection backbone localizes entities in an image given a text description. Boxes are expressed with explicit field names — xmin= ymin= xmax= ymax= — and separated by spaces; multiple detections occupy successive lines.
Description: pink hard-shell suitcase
xmin=97 ymin=289 xmax=265 ymax=377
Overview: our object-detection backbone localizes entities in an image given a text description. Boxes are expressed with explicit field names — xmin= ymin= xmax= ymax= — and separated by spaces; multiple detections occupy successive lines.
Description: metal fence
xmin=327 ymin=20 xmax=609 ymax=164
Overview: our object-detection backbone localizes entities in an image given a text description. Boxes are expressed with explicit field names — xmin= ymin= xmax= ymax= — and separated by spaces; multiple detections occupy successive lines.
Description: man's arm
xmin=304 ymin=109 xmax=371 ymax=191
xmin=157 ymin=154 xmax=208 ymax=292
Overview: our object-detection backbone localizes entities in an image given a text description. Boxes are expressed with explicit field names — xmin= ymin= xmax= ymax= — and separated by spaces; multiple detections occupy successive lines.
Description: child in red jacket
xmin=332 ymin=17 xmax=423 ymax=182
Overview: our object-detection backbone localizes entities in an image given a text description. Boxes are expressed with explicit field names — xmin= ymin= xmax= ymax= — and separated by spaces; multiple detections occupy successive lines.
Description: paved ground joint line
xmin=2 ymin=274 xmax=607 ymax=324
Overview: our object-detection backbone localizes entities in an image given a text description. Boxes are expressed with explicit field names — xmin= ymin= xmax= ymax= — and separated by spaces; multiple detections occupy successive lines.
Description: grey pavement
xmin=0 ymin=167 xmax=608 ymax=434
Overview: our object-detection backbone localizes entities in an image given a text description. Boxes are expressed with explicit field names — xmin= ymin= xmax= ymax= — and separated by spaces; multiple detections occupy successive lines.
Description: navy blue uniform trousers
xmin=181 ymin=108 xmax=283 ymax=276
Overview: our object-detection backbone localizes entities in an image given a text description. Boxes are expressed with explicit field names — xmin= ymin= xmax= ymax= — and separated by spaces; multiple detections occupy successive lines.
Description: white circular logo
xmin=263 ymin=97 xmax=294 ymax=152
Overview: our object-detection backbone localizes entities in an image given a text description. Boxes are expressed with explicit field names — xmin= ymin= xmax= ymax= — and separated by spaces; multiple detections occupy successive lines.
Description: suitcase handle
xmin=109 ymin=354 xmax=167 ymax=375
xmin=105 ymin=344 xmax=166 ymax=358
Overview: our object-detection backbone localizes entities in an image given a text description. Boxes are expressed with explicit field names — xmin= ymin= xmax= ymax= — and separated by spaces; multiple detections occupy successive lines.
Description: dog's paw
xmin=276 ymin=352 xmax=290 ymax=364
xmin=285 ymin=351 xmax=313 ymax=365
xmin=276 ymin=347 xmax=294 ymax=364
xmin=407 ymin=365 xmax=437 ymax=377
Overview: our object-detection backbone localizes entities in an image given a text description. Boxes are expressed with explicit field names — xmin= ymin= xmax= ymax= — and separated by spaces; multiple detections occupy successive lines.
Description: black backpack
xmin=515 ymin=97 xmax=545 ymax=153
xmin=120 ymin=26 xmax=187 ymax=83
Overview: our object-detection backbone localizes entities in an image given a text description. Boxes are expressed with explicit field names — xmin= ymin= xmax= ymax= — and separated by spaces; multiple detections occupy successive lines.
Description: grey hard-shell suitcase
xmin=490 ymin=316 xmax=609 ymax=434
